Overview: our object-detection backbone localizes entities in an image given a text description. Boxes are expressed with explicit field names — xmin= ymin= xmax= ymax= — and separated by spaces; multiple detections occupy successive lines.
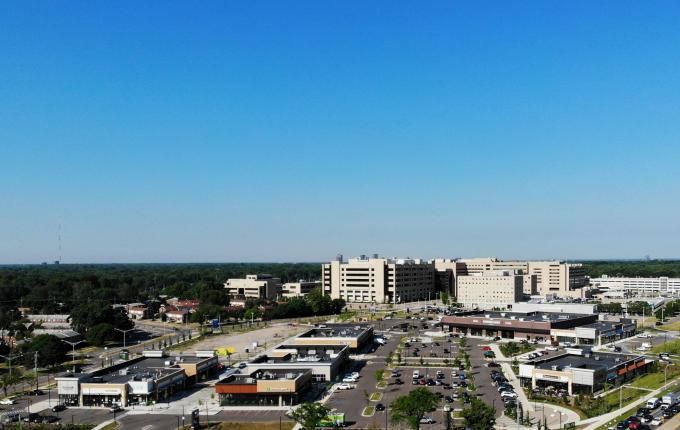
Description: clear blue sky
xmin=2 ymin=1 xmax=679 ymax=263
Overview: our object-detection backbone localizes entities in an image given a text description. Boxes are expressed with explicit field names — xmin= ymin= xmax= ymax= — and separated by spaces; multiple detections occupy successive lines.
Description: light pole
xmin=0 ymin=352 xmax=24 ymax=379
xmin=114 ymin=327 xmax=134 ymax=349
xmin=61 ymin=340 xmax=84 ymax=373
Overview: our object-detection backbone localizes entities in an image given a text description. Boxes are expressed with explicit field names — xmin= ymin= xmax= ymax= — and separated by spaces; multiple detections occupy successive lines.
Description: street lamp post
xmin=61 ymin=340 xmax=85 ymax=373
xmin=114 ymin=327 xmax=135 ymax=349
xmin=0 ymin=352 xmax=24 ymax=379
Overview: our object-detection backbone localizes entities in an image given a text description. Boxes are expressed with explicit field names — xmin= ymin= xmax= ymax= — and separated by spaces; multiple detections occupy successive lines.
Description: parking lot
xmin=325 ymin=321 xmax=507 ymax=429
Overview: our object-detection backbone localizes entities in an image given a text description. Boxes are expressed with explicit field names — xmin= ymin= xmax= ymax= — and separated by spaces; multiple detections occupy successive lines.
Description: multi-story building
xmin=281 ymin=281 xmax=320 ymax=298
xmin=458 ymin=258 xmax=586 ymax=298
xmin=590 ymin=275 xmax=680 ymax=297
xmin=321 ymin=255 xmax=435 ymax=303
xmin=431 ymin=259 xmax=467 ymax=298
xmin=456 ymin=270 xmax=527 ymax=309
xmin=224 ymin=274 xmax=282 ymax=300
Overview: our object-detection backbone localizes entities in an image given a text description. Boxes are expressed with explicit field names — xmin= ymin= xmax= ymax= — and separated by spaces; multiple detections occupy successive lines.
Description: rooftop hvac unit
xmin=246 ymin=378 xmax=254 ymax=384
xmin=485 ymin=314 xmax=491 ymax=318
xmin=551 ymin=365 xmax=559 ymax=371
xmin=286 ymin=373 xmax=295 ymax=379
xmin=164 ymin=360 xmax=173 ymax=366
xmin=500 ymin=313 xmax=506 ymax=317
xmin=510 ymin=316 xmax=516 ymax=320
xmin=594 ymin=356 xmax=600 ymax=361
xmin=119 ymin=369 xmax=128 ymax=376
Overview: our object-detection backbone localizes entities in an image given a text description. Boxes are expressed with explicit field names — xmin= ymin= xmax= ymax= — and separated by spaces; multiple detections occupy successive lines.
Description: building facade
xmin=215 ymin=368 xmax=313 ymax=407
xmin=441 ymin=311 xmax=598 ymax=344
xmin=55 ymin=351 xmax=218 ymax=407
xmin=281 ymin=281 xmax=320 ymax=298
xmin=458 ymin=258 xmax=587 ymax=298
xmin=519 ymin=352 xmax=654 ymax=395
xmin=456 ymin=271 xmax=526 ymax=309
xmin=591 ymin=275 xmax=680 ymax=297
xmin=224 ymin=274 xmax=282 ymax=300
xmin=321 ymin=256 xmax=435 ymax=303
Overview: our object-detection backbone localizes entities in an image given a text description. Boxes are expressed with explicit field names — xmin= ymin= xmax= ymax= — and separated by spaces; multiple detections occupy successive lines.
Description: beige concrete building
xmin=458 ymin=258 xmax=586 ymax=298
xmin=456 ymin=270 xmax=526 ymax=309
xmin=224 ymin=274 xmax=282 ymax=300
xmin=322 ymin=255 xmax=435 ymax=303
xmin=281 ymin=280 xmax=320 ymax=298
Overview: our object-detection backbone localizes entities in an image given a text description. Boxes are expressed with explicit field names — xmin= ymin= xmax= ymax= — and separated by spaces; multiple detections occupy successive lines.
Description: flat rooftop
xmin=297 ymin=324 xmax=372 ymax=338
xmin=84 ymin=355 xmax=208 ymax=384
xmin=445 ymin=311 xmax=592 ymax=323
xmin=218 ymin=368 xmax=309 ymax=385
xmin=251 ymin=352 xmax=336 ymax=364
xmin=533 ymin=353 xmax=641 ymax=371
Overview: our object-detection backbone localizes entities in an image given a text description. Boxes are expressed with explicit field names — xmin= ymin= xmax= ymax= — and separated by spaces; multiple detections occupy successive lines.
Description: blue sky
xmin=2 ymin=1 xmax=679 ymax=263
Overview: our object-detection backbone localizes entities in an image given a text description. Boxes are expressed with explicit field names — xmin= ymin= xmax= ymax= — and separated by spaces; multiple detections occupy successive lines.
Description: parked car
xmin=28 ymin=389 xmax=45 ymax=396
xmin=375 ymin=403 xmax=385 ymax=411
xmin=41 ymin=416 xmax=60 ymax=424
xmin=337 ymin=383 xmax=354 ymax=390
xmin=109 ymin=405 xmax=123 ymax=413
xmin=0 ymin=399 xmax=15 ymax=405
xmin=51 ymin=404 xmax=67 ymax=412
xmin=545 ymin=346 xmax=558 ymax=351
xmin=419 ymin=417 xmax=434 ymax=424
xmin=501 ymin=391 xmax=518 ymax=399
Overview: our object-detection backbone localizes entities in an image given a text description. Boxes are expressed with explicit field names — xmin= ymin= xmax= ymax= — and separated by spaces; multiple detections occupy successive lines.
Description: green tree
xmin=86 ymin=323 xmax=114 ymax=347
xmin=0 ymin=372 xmax=20 ymax=398
xmin=441 ymin=292 xmax=449 ymax=305
xmin=22 ymin=334 xmax=68 ymax=368
xmin=288 ymin=402 xmax=330 ymax=430
xmin=460 ymin=397 xmax=496 ymax=430
xmin=390 ymin=387 xmax=440 ymax=430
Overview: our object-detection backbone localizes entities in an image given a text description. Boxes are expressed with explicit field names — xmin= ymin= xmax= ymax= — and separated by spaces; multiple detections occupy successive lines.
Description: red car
xmin=481 ymin=346 xmax=492 ymax=351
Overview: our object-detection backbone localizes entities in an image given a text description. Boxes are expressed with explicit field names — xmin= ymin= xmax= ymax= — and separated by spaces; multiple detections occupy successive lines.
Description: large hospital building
xmin=321 ymin=255 xmax=435 ymax=304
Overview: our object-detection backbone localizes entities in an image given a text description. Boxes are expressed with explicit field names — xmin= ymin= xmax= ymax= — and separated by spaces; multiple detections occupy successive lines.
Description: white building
xmin=322 ymin=255 xmax=435 ymax=304
xmin=224 ymin=274 xmax=282 ymax=300
xmin=281 ymin=281 xmax=320 ymax=298
xmin=590 ymin=275 xmax=680 ymax=298
xmin=456 ymin=270 xmax=525 ymax=310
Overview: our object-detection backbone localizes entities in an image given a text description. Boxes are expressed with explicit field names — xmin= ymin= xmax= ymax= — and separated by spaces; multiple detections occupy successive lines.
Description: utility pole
xmin=34 ymin=352 xmax=38 ymax=390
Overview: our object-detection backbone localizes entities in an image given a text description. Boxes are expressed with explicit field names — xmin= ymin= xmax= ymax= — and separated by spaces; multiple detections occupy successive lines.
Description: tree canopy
xmin=287 ymin=402 xmax=329 ymax=430
xmin=460 ymin=397 xmax=496 ymax=430
xmin=390 ymin=387 xmax=440 ymax=430
xmin=20 ymin=334 xmax=68 ymax=368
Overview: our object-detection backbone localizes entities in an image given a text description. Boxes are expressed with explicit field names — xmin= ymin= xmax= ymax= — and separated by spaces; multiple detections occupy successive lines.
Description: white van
xmin=646 ymin=397 xmax=660 ymax=409
xmin=412 ymin=370 xmax=420 ymax=380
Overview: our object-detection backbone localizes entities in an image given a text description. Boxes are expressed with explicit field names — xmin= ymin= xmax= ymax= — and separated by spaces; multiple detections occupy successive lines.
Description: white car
xmin=650 ymin=417 xmax=663 ymax=426
xmin=501 ymin=391 xmax=518 ymax=398
xmin=420 ymin=417 xmax=434 ymax=424
xmin=342 ymin=377 xmax=358 ymax=383
xmin=0 ymin=398 xmax=14 ymax=405
xmin=337 ymin=383 xmax=354 ymax=390
xmin=638 ymin=333 xmax=653 ymax=338
xmin=545 ymin=346 xmax=558 ymax=351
